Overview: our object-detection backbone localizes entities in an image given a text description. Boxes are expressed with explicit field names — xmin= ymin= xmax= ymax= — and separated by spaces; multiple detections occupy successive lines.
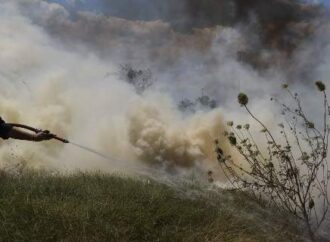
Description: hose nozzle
xmin=53 ymin=136 xmax=69 ymax=143
xmin=40 ymin=130 xmax=69 ymax=143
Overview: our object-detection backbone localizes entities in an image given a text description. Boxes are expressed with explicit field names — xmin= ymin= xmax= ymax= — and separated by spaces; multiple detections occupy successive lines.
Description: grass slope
xmin=0 ymin=171 xmax=304 ymax=242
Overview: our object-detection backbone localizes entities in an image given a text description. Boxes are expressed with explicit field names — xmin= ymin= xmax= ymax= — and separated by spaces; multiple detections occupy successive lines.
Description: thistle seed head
xmin=315 ymin=81 xmax=326 ymax=92
xmin=238 ymin=93 xmax=248 ymax=106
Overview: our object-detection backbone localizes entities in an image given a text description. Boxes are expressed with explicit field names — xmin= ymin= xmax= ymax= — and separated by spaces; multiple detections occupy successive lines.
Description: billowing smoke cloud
xmin=23 ymin=0 xmax=325 ymax=81
xmin=1 ymin=0 xmax=329 ymax=235
xmin=44 ymin=0 xmax=321 ymax=59
xmin=0 ymin=1 xmax=235 ymax=178
xmin=0 ymin=0 xmax=329 ymax=181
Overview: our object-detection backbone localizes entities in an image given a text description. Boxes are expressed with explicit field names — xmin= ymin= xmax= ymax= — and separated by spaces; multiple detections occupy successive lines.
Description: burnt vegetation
xmin=120 ymin=64 xmax=154 ymax=94
xmin=179 ymin=90 xmax=218 ymax=113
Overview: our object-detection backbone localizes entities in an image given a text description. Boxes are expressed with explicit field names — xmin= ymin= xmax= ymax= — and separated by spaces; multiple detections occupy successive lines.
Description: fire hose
xmin=6 ymin=123 xmax=159 ymax=178
xmin=6 ymin=123 xmax=124 ymax=163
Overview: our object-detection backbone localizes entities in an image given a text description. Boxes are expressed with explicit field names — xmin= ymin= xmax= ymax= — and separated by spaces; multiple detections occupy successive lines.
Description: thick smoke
xmin=1 ymin=0 xmax=330 ymax=236
xmin=0 ymin=0 xmax=329 ymax=181
xmin=0 ymin=1 xmax=234 ymax=177
xmin=40 ymin=0 xmax=321 ymax=72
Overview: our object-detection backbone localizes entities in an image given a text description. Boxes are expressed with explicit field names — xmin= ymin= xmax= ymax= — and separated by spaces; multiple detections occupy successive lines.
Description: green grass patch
xmin=0 ymin=171 xmax=304 ymax=242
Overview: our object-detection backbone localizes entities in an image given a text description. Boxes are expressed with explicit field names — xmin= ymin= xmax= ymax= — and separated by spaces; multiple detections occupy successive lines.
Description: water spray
xmin=7 ymin=123 xmax=165 ymax=179
xmin=7 ymin=123 xmax=119 ymax=162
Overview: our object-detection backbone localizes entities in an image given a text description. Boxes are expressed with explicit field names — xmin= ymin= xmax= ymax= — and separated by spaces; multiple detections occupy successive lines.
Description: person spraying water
xmin=0 ymin=116 xmax=120 ymax=162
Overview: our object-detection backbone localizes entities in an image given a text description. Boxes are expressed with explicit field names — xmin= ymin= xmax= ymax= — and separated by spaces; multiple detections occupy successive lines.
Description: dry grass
xmin=0 ymin=171 xmax=306 ymax=242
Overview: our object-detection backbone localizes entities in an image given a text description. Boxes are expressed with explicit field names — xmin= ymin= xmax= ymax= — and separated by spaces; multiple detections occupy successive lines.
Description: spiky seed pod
xmin=301 ymin=153 xmax=310 ymax=161
xmin=261 ymin=128 xmax=267 ymax=133
xmin=238 ymin=93 xmax=248 ymax=106
xmin=315 ymin=81 xmax=326 ymax=92
xmin=241 ymin=139 xmax=247 ymax=144
xmin=228 ymin=136 xmax=237 ymax=146
xmin=227 ymin=121 xmax=234 ymax=127
xmin=216 ymin=147 xmax=223 ymax=156
xmin=306 ymin=122 xmax=315 ymax=129
xmin=244 ymin=124 xmax=250 ymax=130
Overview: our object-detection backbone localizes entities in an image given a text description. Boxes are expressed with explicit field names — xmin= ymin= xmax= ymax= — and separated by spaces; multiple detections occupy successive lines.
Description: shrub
xmin=215 ymin=81 xmax=330 ymax=241
xmin=178 ymin=92 xmax=217 ymax=113
xmin=120 ymin=64 xmax=153 ymax=94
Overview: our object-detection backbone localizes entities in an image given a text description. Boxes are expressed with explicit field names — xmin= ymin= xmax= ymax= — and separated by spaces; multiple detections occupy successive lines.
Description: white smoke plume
xmin=0 ymin=1 xmax=230 ymax=177
xmin=0 ymin=0 xmax=329 ymax=181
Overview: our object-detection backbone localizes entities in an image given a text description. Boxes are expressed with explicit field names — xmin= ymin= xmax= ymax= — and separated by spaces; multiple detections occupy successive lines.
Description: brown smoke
xmin=65 ymin=0 xmax=321 ymax=54
xmin=0 ymin=0 xmax=328 ymax=179
xmin=19 ymin=0 xmax=324 ymax=80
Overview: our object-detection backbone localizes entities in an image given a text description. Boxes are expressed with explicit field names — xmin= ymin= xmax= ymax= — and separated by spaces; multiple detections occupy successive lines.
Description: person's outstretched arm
xmin=7 ymin=127 xmax=54 ymax=142
xmin=0 ymin=117 xmax=53 ymax=142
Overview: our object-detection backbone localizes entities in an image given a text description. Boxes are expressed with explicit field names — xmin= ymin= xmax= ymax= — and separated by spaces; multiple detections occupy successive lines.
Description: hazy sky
xmin=48 ymin=0 xmax=330 ymax=13
xmin=323 ymin=0 xmax=330 ymax=5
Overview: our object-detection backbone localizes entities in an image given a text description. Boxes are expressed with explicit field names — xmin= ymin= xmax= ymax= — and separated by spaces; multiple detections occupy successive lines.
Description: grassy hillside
xmin=0 ymin=171 xmax=305 ymax=242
